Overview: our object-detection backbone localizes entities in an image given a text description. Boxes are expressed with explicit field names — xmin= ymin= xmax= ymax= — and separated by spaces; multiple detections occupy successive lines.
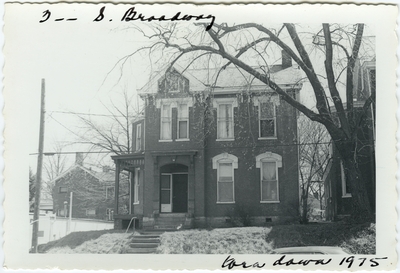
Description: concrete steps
xmin=123 ymin=234 xmax=162 ymax=254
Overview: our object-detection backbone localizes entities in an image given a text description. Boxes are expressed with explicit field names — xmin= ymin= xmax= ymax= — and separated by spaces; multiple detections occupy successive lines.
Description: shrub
xmin=340 ymin=223 xmax=376 ymax=254
xmin=226 ymin=204 xmax=253 ymax=227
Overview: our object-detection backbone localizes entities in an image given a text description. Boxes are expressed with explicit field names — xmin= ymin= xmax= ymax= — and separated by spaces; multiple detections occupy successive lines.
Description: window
xmin=217 ymin=104 xmax=234 ymax=139
xmin=106 ymin=186 xmax=115 ymax=199
xmin=261 ymin=162 xmax=278 ymax=201
xmin=85 ymin=209 xmax=96 ymax=216
xmin=259 ymin=102 xmax=276 ymax=138
xmin=133 ymin=168 xmax=140 ymax=204
xmin=340 ymin=161 xmax=351 ymax=197
xmin=160 ymin=104 xmax=172 ymax=140
xmin=256 ymin=152 xmax=282 ymax=202
xmin=158 ymin=69 xmax=187 ymax=93
xmin=59 ymin=186 xmax=67 ymax=193
xmin=135 ymin=123 xmax=142 ymax=151
xmin=212 ymin=153 xmax=238 ymax=203
xmin=177 ymin=103 xmax=189 ymax=139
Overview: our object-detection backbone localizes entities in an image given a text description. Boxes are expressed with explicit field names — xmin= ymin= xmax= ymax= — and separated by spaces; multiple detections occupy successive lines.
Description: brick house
xmin=324 ymin=57 xmax=376 ymax=220
xmin=112 ymin=52 xmax=303 ymax=229
xmin=52 ymin=153 xmax=129 ymax=220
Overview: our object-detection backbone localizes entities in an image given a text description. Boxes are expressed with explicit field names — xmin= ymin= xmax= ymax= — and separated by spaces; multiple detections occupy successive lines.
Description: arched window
xmin=212 ymin=153 xmax=238 ymax=203
xmin=256 ymin=152 xmax=282 ymax=202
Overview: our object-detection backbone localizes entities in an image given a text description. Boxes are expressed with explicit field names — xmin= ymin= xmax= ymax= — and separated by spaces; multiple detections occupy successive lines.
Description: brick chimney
xmin=75 ymin=152 xmax=84 ymax=166
xmin=102 ymin=166 xmax=110 ymax=172
xmin=282 ymin=50 xmax=292 ymax=68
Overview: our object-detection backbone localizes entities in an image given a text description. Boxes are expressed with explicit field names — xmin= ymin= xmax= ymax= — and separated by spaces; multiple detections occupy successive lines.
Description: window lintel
xmin=256 ymin=152 xmax=282 ymax=168
xmin=212 ymin=153 xmax=238 ymax=169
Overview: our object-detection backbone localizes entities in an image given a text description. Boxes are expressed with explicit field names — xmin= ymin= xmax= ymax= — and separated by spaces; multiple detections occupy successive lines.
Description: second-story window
xmin=160 ymin=104 xmax=172 ymax=140
xmin=259 ymin=102 xmax=276 ymax=138
xmin=135 ymin=123 xmax=142 ymax=151
xmin=177 ymin=103 xmax=189 ymax=139
xmin=217 ymin=103 xmax=234 ymax=139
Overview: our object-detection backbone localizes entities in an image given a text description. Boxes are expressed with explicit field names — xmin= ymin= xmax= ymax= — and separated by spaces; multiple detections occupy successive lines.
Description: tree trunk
xmin=336 ymin=140 xmax=374 ymax=223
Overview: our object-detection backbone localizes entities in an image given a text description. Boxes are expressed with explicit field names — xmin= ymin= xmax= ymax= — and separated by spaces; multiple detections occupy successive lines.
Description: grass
xmin=38 ymin=229 xmax=126 ymax=253
xmin=39 ymin=221 xmax=375 ymax=254
xmin=46 ymin=233 xmax=133 ymax=254
xmin=267 ymin=221 xmax=374 ymax=253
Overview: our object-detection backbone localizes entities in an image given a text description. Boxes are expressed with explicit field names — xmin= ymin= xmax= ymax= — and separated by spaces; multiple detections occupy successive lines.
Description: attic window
xmin=158 ymin=69 xmax=187 ymax=93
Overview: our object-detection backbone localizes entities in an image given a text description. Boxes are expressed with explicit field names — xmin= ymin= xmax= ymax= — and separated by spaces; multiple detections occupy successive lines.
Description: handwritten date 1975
xmin=39 ymin=6 xmax=216 ymax=31
xmin=221 ymin=255 xmax=388 ymax=269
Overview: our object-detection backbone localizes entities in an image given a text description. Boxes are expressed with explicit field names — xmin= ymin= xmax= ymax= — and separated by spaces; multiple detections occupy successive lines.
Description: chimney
xmin=102 ymin=166 xmax=110 ymax=173
xmin=75 ymin=152 xmax=84 ymax=166
xmin=282 ymin=50 xmax=292 ymax=69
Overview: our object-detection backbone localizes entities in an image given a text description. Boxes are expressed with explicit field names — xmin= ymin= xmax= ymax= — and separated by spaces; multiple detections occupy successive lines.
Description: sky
xmin=4 ymin=3 xmax=376 ymax=177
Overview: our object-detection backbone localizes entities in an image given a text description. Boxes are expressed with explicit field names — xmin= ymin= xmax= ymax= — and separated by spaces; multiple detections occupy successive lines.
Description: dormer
xmin=157 ymin=67 xmax=189 ymax=94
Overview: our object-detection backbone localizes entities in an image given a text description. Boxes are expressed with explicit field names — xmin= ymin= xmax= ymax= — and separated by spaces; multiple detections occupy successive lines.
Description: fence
xmin=29 ymin=213 xmax=114 ymax=246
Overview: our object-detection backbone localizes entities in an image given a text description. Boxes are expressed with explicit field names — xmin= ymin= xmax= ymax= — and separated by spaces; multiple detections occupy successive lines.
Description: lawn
xmin=268 ymin=222 xmax=375 ymax=254
xmin=156 ymin=222 xmax=375 ymax=254
xmin=38 ymin=222 xmax=375 ymax=254
xmin=38 ymin=229 xmax=128 ymax=253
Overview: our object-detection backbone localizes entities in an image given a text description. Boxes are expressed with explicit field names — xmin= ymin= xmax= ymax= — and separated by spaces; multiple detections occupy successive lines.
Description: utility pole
xmin=31 ymin=79 xmax=45 ymax=253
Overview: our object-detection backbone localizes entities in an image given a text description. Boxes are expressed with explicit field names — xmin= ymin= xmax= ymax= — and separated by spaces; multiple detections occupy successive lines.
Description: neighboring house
xmin=52 ymin=153 xmax=129 ymax=221
xmin=324 ymin=57 xmax=376 ymax=220
xmin=112 ymin=51 xmax=303 ymax=229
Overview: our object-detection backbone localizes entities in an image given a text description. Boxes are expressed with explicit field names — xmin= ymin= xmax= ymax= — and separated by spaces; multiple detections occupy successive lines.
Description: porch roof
xmin=112 ymin=153 xmax=145 ymax=172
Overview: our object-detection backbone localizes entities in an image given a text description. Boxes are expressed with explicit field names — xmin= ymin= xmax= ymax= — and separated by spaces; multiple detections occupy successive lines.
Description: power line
xmin=49 ymin=111 xmax=130 ymax=118
xmin=29 ymin=141 xmax=336 ymax=156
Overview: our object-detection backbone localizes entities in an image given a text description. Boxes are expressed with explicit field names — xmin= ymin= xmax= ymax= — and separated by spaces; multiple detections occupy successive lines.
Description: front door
xmin=172 ymin=174 xmax=188 ymax=213
xmin=160 ymin=173 xmax=188 ymax=213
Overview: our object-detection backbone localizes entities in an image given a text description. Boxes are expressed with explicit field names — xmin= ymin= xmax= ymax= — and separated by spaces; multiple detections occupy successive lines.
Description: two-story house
xmin=112 ymin=51 xmax=303 ymax=229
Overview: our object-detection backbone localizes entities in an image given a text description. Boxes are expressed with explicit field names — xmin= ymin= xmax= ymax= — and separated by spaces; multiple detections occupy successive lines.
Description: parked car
xmin=272 ymin=246 xmax=349 ymax=254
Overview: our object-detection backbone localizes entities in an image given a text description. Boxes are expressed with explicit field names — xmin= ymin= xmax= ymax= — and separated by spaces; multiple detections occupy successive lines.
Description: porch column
xmin=130 ymin=170 xmax=134 ymax=214
xmin=188 ymin=156 xmax=195 ymax=216
xmin=114 ymin=161 xmax=120 ymax=215
xmin=152 ymin=157 xmax=160 ymax=215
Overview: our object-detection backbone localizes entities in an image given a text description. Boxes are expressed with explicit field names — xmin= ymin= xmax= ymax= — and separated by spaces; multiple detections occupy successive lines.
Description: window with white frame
xmin=212 ymin=153 xmax=238 ymax=203
xmin=256 ymin=152 xmax=282 ymax=202
xmin=340 ymin=161 xmax=351 ymax=197
xmin=259 ymin=102 xmax=276 ymax=138
xmin=177 ymin=103 xmax=189 ymax=139
xmin=136 ymin=123 xmax=142 ymax=151
xmin=133 ymin=168 xmax=140 ymax=204
xmin=217 ymin=103 xmax=234 ymax=139
xmin=160 ymin=104 xmax=172 ymax=140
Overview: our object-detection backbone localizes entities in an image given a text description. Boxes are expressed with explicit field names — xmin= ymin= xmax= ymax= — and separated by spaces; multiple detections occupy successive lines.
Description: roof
xmin=50 ymin=164 xmax=116 ymax=184
xmin=138 ymin=63 xmax=303 ymax=95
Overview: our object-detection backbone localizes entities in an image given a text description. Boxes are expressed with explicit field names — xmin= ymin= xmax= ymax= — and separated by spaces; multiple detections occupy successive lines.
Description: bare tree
xmin=123 ymin=22 xmax=374 ymax=222
xmin=43 ymin=143 xmax=68 ymax=201
xmin=74 ymin=88 xmax=141 ymax=155
xmin=298 ymin=115 xmax=330 ymax=223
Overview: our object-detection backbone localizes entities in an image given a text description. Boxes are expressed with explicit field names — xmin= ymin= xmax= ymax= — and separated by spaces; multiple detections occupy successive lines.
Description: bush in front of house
xmin=340 ymin=223 xmax=376 ymax=254
xmin=225 ymin=204 xmax=254 ymax=227
xmin=156 ymin=227 xmax=273 ymax=254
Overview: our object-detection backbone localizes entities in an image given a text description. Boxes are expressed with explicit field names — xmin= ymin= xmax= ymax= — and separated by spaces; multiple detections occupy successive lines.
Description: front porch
xmin=112 ymin=154 xmax=144 ymax=229
xmin=112 ymin=151 xmax=197 ymax=230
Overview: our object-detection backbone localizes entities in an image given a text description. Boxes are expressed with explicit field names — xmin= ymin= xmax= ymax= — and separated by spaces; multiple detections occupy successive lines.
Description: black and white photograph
xmin=3 ymin=2 xmax=397 ymax=270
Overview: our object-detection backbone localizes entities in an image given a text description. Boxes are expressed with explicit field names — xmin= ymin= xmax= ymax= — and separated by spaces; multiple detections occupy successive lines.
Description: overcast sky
xmin=4 ymin=3 xmax=375 ymax=175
